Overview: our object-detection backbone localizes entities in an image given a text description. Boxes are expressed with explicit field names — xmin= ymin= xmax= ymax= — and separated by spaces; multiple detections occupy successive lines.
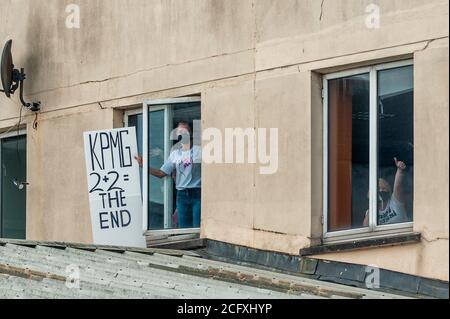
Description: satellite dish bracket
xmin=17 ymin=68 xmax=41 ymax=112
xmin=1 ymin=40 xmax=41 ymax=112
xmin=11 ymin=68 xmax=21 ymax=93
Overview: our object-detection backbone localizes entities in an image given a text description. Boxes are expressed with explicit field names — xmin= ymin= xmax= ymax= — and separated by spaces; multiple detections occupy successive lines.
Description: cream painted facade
xmin=0 ymin=0 xmax=448 ymax=281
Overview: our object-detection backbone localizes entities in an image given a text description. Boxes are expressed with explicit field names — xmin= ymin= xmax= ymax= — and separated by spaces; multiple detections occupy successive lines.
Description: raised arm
xmin=134 ymin=155 xmax=167 ymax=179
xmin=393 ymin=157 xmax=407 ymax=203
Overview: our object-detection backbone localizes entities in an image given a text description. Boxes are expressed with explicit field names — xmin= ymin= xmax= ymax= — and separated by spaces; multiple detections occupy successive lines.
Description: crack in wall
xmin=253 ymin=228 xmax=287 ymax=236
xmin=421 ymin=235 xmax=449 ymax=243
xmin=319 ymin=0 xmax=325 ymax=21
xmin=6 ymin=36 xmax=443 ymax=121
xmin=420 ymin=227 xmax=449 ymax=243
xmin=26 ymin=48 xmax=254 ymax=97
xmin=416 ymin=39 xmax=435 ymax=52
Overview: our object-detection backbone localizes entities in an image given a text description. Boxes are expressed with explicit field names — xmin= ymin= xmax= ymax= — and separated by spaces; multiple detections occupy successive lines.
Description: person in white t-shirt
xmin=135 ymin=121 xmax=202 ymax=229
xmin=363 ymin=158 xmax=409 ymax=226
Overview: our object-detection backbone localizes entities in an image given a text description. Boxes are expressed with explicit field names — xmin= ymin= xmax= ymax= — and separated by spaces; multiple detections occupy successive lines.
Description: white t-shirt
xmin=377 ymin=195 xmax=409 ymax=225
xmin=160 ymin=145 xmax=202 ymax=190
xmin=365 ymin=195 xmax=409 ymax=225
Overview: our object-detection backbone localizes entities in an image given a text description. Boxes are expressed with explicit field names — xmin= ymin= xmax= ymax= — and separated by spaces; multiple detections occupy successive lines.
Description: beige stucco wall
xmin=25 ymin=106 xmax=120 ymax=243
xmin=0 ymin=0 xmax=448 ymax=281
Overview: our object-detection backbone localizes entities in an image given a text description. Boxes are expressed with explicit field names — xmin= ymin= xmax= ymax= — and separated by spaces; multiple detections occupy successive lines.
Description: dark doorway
xmin=0 ymin=134 xmax=27 ymax=239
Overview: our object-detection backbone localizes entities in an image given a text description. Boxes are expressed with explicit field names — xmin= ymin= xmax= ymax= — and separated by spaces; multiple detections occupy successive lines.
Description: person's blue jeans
xmin=176 ymin=188 xmax=201 ymax=228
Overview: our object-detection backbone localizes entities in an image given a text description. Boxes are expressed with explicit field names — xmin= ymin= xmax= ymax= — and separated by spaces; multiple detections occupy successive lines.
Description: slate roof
xmin=0 ymin=239 xmax=410 ymax=299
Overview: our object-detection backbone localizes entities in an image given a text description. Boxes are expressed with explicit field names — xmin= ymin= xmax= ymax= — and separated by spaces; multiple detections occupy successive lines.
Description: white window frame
xmin=134 ymin=97 xmax=202 ymax=236
xmin=322 ymin=60 xmax=414 ymax=243
xmin=123 ymin=108 xmax=143 ymax=128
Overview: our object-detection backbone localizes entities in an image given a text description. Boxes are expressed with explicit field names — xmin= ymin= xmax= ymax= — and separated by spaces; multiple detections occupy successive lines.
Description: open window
xmin=126 ymin=97 xmax=201 ymax=235
xmin=323 ymin=60 xmax=414 ymax=241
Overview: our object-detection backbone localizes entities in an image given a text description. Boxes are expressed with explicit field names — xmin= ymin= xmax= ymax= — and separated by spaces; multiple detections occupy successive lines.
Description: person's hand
xmin=135 ymin=155 xmax=143 ymax=167
xmin=394 ymin=157 xmax=406 ymax=171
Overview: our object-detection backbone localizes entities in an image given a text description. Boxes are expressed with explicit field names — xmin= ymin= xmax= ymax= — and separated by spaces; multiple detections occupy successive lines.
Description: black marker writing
xmin=89 ymin=129 xmax=133 ymax=171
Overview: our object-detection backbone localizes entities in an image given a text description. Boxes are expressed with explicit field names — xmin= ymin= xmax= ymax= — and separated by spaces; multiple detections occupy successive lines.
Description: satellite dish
xmin=1 ymin=40 xmax=13 ymax=98
xmin=0 ymin=39 xmax=40 ymax=112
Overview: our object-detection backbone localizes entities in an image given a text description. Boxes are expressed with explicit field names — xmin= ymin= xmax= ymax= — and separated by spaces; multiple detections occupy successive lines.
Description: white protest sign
xmin=83 ymin=127 xmax=146 ymax=248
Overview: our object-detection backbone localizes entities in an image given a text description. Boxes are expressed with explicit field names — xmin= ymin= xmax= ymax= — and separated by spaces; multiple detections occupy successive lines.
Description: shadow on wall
xmin=23 ymin=2 xmax=44 ymax=98
xmin=23 ymin=0 xmax=108 ymax=98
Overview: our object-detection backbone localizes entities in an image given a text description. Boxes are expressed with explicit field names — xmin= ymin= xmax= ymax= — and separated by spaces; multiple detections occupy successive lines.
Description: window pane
xmin=128 ymin=113 xmax=143 ymax=156
xmin=148 ymin=109 xmax=166 ymax=230
xmin=377 ymin=65 xmax=414 ymax=225
xmin=1 ymin=135 xmax=27 ymax=239
xmin=144 ymin=103 xmax=201 ymax=231
xmin=128 ymin=113 xmax=143 ymax=190
xmin=328 ymin=73 xmax=370 ymax=232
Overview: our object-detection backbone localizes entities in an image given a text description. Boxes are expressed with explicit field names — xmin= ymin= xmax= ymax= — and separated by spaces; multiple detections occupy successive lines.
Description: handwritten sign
xmin=83 ymin=127 xmax=145 ymax=247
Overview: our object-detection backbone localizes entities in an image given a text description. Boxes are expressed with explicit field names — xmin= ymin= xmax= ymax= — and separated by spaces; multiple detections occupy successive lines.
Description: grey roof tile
xmin=0 ymin=241 xmax=410 ymax=299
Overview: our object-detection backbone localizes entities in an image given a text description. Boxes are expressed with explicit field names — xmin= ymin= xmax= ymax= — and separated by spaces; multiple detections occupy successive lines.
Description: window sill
xmin=299 ymin=232 xmax=421 ymax=257
xmin=144 ymin=228 xmax=200 ymax=236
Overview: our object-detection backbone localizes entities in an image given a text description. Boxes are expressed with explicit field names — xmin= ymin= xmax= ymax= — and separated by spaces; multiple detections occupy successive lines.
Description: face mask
xmin=378 ymin=191 xmax=390 ymax=209
xmin=178 ymin=132 xmax=191 ymax=145
xmin=379 ymin=191 xmax=390 ymax=201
